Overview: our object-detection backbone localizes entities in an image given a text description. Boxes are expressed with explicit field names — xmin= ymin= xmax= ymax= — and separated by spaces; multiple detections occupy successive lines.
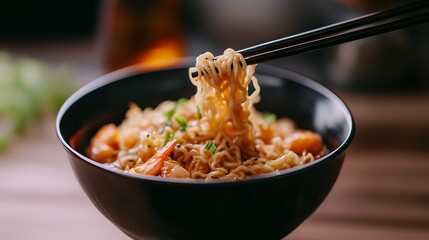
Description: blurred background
xmin=1 ymin=0 xmax=428 ymax=239
xmin=2 ymin=0 xmax=428 ymax=89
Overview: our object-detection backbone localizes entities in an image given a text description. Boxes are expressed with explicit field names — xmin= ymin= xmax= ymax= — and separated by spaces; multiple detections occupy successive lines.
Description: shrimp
xmin=87 ymin=124 xmax=119 ymax=163
xmin=131 ymin=139 xmax=178 ymax=176
xmin=161 ymin=161 xmax=191 ymax=178
xmin=286 ymin=130 xmax=324 ymax=156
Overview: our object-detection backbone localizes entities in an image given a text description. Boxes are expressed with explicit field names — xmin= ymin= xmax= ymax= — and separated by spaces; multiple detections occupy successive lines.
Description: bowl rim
xmin=56 ymin=59 xmax=355 ymax=186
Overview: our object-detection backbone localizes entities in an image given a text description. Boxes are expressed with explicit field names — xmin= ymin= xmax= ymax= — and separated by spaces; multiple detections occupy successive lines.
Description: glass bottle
xmin=98 ymin=0 xmax=186 ymax=72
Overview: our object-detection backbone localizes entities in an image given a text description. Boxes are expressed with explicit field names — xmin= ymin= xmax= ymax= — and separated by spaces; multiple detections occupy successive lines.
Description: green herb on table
xmin=0 ymin=51 xmax=75 ymax=153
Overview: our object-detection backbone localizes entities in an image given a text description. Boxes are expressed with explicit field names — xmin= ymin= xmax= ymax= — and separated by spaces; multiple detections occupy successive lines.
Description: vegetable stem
xmin=205 ymin=141 xmax=216 ymax=154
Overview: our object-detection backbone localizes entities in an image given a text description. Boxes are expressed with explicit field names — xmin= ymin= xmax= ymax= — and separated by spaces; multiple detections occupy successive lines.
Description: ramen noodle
xmin=86 ymin=49 xmax=328 ymax=180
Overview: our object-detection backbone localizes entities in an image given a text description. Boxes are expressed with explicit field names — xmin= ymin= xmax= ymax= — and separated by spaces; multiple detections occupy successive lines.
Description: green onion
xmin=205 ymin=141 xmax=216 ymax=154
xmin=196 ymin=106 xmax=202 ymax=119
xmin=262 ymin=112 xmax=277 ymax=124
xmin=164 ymin=108 xmax=176 ymax=120
xmin=161 ymin=120 xmax=172 ymax=134
xmin=164 ymin=98 xmax=187 ymax=120
xmin=176 ymin=98 xmax=187 ymax=108
xmin=175 ymin=115 xmax=187 ymax=132
xmin=164 ymin=131 xmax=175 ymax=146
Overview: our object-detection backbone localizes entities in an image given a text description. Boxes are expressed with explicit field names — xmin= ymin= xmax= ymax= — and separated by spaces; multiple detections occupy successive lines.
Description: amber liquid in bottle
xmin=99 ymin=0 xmax=186 ymax=72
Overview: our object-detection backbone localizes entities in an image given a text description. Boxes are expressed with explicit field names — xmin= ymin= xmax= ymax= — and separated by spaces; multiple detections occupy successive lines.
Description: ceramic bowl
xmin=56 ymin=60 xmax=354 ymax=240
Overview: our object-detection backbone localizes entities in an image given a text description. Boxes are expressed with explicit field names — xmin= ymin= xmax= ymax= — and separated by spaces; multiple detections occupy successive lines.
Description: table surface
xmin=1 ymin=40 xmax=428 ymax=240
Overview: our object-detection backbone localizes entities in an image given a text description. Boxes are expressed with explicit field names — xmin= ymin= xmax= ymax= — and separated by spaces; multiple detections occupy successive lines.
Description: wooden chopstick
xmin=190 ymin=0 xmax=429 ymax=77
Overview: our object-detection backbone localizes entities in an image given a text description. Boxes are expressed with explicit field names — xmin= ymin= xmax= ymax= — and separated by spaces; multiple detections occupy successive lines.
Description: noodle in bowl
xmin=56 ymin=56 xmax=354 ymax=239
xmin=85 ymin=49 xmax=328 ymax=181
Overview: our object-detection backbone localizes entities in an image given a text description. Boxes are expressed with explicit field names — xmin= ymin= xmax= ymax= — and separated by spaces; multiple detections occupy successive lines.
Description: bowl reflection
xmin=56 ymin=60 xmax=354 ymax=240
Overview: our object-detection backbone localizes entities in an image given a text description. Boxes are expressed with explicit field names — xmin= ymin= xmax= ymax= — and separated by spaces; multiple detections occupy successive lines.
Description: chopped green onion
xmin=164 ymin=131 xmax=175 ymax=146
xmin=161 ymin=120 xmax=172 ymax=134
xmin=164 ymin=98 xmax=187 ymax=120
xmin=176 ymin=98 xmax=187 ymax=108
xmin=262 ymin=112 xmax=277 ymax=124
xmin=205 ymin=141 xmax=216 ymax=154
xmin=196 ymin=106 xmax=202 ymax=119
xmin=163 ymin=99 xmax=189 ymax=133
xmin=175 ymin=115 xmax=188 ymax=132
xmin=164 ymin=108 xmax=176 ymax=120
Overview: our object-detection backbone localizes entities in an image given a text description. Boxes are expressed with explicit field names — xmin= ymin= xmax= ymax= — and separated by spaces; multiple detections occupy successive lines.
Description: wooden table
xmin=1 ymin=40 xmax=428 ymax=240
xmin=289 ymin=91 xmax=429 ymax=240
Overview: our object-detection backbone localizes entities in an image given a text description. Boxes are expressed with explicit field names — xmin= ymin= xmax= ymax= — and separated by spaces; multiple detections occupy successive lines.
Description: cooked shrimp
xmin=87 ymin=124 xmax=119 ymax=163
xmin=161 ymin=161 xmax=191 ymax=178
xmin=285 ymin=130 xmax=324 ymax=156
xmin=131 ymin=139 xmax=178 ymax=175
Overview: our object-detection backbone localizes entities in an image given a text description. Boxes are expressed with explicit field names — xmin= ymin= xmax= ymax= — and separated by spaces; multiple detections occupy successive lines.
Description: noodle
xmin=86 ymin=49 xmax=328 ymax=180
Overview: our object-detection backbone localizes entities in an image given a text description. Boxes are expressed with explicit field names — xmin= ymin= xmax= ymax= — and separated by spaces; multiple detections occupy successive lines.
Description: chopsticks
xmin=191 ymin=0 xmax=429 ymax=77
xmin=239 ymin=0 xmax=429 ymax=64
xmin=243 ymin=0 xmax=429 ymax=65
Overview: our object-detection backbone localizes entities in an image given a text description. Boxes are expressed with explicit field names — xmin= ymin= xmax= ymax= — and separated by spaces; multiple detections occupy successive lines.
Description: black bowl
xmin=56 ymin=60 xmax=354 ymax=240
